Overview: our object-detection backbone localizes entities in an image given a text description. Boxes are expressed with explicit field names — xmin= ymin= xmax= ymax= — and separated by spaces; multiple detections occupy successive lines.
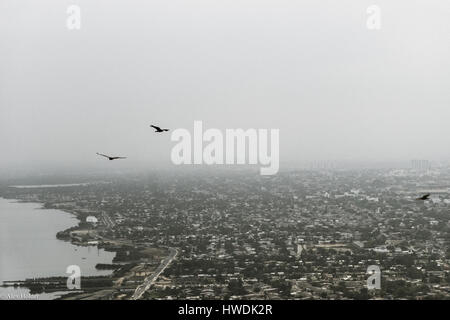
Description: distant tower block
xmin=411 ymin=159 xmax=430 ymax=170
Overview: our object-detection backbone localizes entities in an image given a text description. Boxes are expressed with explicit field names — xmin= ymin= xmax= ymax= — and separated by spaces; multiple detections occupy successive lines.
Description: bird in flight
xmin=416 ymin=193 xmax=430 ymax=201
xmin=96 ymin=153 xmax=127 ymax=161
xmin=150 ymin=125 xmax=170 ymax=133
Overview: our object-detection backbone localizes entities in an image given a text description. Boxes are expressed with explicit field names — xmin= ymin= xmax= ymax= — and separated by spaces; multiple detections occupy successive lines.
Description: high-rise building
xmin=411 ymin=159 xmax=430 ymax=170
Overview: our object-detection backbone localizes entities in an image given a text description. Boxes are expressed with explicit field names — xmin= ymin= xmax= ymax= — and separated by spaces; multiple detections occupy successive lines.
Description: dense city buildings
xmin=1 ymin=167 xmax=449 ymax=299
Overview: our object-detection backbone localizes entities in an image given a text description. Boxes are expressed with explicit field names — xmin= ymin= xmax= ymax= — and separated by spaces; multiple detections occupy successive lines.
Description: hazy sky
xmin=1 ymin=0 xmax=449 ymax=172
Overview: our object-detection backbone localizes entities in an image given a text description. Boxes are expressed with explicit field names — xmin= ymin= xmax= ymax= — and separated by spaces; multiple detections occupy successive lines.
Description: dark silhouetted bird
xmin=150 ymin=125 xmax=169 ymax=133
xmin=416 ymin=193 xmax=430 ymax=200
xmin=96 ymin=153 xmax=127 ymax=161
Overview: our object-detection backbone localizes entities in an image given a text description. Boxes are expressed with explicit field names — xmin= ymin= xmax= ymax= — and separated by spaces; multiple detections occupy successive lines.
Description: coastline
xmin=0 ymin=195 xmax=115 ymax=251
xmin=0 ymin=187 xmax=171 ymax=300
xmin=0 ymin=196 xmax=117 ymax=299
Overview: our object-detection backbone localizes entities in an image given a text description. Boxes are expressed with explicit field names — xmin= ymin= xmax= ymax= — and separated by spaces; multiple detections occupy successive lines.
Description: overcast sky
xmin=0 ymin=0 xmax=449 ymax=172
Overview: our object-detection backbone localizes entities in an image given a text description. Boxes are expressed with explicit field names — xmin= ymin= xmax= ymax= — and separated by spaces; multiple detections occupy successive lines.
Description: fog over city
xmin=1 ymin=0 xmax=449 ymax=172
xmin=2 ymin=1 xmax=450 ymax=304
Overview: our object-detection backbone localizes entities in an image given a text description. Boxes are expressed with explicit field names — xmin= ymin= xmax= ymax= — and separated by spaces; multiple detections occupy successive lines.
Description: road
xmin=131 ymin=247 xmax=178 ymax=300
xmin=100 ymin=212 xmax=115 ymax=228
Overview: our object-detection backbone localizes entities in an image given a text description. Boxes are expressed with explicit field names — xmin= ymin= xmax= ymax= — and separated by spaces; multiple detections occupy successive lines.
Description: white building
xmin=86 ymin=216 xmax=98 ymax=224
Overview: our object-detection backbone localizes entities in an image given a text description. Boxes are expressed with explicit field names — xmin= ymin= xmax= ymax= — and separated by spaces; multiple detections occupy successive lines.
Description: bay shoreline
xmin=0 ymin=196 xmax=117 ymax=299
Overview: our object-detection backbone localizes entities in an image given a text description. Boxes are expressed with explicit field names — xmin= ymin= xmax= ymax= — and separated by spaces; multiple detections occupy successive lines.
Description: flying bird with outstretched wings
xmin=150 ymin=125 xmax=170 ymax=133
xmin=416 ymin=193 xmax=430 ymax=201
xmin=96 ymin=153 xmax=127 ymax=161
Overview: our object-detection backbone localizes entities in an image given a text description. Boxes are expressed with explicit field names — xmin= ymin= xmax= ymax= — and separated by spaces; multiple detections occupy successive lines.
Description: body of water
xmin=0 ymin=197 xmax=115 ymax=300
xmin=10 ymin=183 xmax=91 ymax=188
